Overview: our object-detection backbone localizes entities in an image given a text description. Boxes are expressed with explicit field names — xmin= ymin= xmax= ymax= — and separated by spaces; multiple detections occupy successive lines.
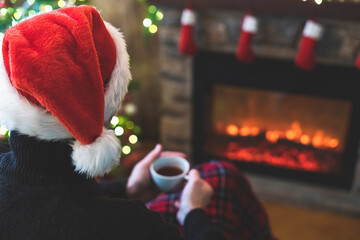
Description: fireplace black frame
xmin=192 ymin=51 xmax=360 ymax=190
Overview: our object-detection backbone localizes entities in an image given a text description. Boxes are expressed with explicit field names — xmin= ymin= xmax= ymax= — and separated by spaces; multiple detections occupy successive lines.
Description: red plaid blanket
xmin=147 ymin=160 xmax=275 ymax=240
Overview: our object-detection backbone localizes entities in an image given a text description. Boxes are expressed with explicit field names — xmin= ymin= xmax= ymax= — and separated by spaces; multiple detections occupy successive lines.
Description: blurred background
xmin=0 ymin=0 xmax=360 ymax=239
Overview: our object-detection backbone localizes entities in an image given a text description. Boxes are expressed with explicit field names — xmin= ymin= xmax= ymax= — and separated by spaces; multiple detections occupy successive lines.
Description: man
xmin=0 ymin=6 xmax=226 ymax=240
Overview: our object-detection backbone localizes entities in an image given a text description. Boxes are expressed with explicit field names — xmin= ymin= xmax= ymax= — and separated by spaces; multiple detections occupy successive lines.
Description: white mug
xmin=150 ymin=156 xmax=190 ymax=193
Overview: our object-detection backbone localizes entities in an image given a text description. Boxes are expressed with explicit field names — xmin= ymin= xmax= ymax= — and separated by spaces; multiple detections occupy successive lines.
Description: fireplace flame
xmin=239 ymin=127 xmax=251 ymax=136
xmin=250 ymin=127 xmax=260 ymax=136
xmin=266 ymin=131 xmax=280 ymax=143
xmin=329 ymin=138 xmax=339 ymax=148
xmin=224 ymin=121 xmax=340 ymax=150
xmin=300 ymin=135 xmax=311 ymax=145
xmin=226 ymin=124 xmax=238 ymax=136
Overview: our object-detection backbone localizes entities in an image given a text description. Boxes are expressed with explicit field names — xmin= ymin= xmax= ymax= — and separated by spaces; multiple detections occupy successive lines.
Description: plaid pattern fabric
xmin=147 ymin=160 xmax=275 ymax=240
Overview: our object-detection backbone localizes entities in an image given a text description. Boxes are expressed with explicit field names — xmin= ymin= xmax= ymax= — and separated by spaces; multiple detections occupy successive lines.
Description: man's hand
xmin=175 ymin=169 xmax=214 ymax=225
xmin=126 ymin=144 xmax=186 ymax=202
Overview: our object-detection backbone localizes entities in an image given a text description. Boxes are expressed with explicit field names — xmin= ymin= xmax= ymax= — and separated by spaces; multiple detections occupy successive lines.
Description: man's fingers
xmin=143 ymin=144 xmax=162 ymax=163
xmin=160 ymin=151 xmax=187 ymax=159
xmin=174 ymin=200 xmax=180 ymax=208
xmin=188 ymin=169 xmax=200 ymax=180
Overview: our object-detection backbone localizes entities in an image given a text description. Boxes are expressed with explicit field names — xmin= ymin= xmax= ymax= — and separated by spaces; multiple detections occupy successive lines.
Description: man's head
xmin=0 ymin=6 xmax=131 ymax=177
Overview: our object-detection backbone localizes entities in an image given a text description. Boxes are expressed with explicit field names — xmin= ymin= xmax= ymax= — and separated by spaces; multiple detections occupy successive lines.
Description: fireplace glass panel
xmin=204 ymin=85 xmax=352 ymax=174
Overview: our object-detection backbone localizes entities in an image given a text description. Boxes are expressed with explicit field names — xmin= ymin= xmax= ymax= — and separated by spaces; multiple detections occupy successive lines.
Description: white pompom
xmin=72 ymin=128 xmax=121 ymax=178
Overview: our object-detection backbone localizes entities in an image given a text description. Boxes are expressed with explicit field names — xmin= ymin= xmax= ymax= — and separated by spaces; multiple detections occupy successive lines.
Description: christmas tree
xmin=0 ymin=0 xmax=90 ymax=32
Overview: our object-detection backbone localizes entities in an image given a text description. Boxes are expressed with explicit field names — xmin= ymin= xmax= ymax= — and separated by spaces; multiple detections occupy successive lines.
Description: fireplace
xmin=193 ymin=51 xmax=360 ymax=190
xmin=156 ymin=5 xmax=360 ymax=214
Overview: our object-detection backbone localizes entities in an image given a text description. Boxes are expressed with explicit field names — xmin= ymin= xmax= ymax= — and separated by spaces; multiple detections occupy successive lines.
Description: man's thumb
xmin=144 ymin=144 xmax=162 ymax=163
xmin=188 ymin=169 xmax=200 ymax=179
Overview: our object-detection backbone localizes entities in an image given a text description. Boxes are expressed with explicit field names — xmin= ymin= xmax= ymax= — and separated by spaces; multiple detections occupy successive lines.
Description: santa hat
xmin=0 ymin=6 xmax=131 ymax=177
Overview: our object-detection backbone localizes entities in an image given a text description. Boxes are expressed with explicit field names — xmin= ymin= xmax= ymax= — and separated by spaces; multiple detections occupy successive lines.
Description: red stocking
xmin=178 ymin=8 xmax=197 ymax=56
xmin=236 ymin=14 xmax=258 ymax=64
xmin=355 ymin=53 xmax=360 ymax=70
xmin=295 ymin=20 xmax=323 ymax=71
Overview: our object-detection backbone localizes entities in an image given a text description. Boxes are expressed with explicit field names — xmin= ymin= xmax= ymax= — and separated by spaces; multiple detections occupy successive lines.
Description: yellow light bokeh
xmin=58 ymin=0 xmax=66 ymax=8
xmin=149 ymin=24 xmax=158 ymax=33
xmin=13 ymin=11 xmax=21 ymax=20
xmin=129 ymin=135 xmax=138 ymax=144
xmin=0 ymin=8 xmax=7 ymax=16
xmin=156 ymin=11 xmax=164 ymax=21
xmin=122 ymin=145 xmax=131 ymax=155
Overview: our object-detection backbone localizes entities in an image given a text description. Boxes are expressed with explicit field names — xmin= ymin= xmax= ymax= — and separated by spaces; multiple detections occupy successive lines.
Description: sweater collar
xmin=0 ymin=131 xmax=90 ymax=185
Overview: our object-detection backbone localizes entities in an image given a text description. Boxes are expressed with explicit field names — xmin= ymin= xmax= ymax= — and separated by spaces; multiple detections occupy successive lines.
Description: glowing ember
xmin=312 ymin=136 xmax=323 ymax=148
xmin=250 ymin=127 xmax=260 ymax=136
xmin=208 ymin=120 xmax=343 ymax=174
xmin=266 ymin=131 xmax=279 ymax=143
xmin=292 ymin=121 xmax=301 ymax=130
xmin=207 ymin=85 xmax=350 ymax=176
xmin=300 ymin=135 xmax=311 ymax=145
xmin=219 ymin=121 xmax=341 ymax=151
xmin=286 ymin=130 xmax=296 ymax=140
xmin=239 ymin=127 xmax=251 ymax=136
xmin=329 ymin=138 xmax=339 ymax=148
xmin=204 ymin=134 xmax=341 ymax=174
xmin=226 ymin=124 xmax=238 ymax=136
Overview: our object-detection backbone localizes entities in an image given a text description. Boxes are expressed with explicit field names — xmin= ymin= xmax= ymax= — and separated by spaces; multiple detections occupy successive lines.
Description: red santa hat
xmin=0 ymin=6 xmax=131 ymax=177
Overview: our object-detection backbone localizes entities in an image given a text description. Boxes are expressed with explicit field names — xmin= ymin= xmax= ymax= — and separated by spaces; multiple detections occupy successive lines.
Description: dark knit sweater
xmin=0 ymin=132 xmax=224 ymax=240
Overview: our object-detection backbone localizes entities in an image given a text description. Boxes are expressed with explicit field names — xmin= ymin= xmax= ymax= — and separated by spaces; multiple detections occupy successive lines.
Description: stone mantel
xmin=149 ymin=0 xmax=360 ymax=22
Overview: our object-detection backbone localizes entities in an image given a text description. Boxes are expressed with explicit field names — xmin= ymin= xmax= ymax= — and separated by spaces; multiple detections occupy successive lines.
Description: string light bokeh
xmin=302 ymin=0 xmax=360 ymax=4
xmin=137 ymin=0 xmax=163 ymax=36
xmin=110 ymin=116 xmax=142 ymax=156
xmin=0 ymin=0 xmax=89 ymax=32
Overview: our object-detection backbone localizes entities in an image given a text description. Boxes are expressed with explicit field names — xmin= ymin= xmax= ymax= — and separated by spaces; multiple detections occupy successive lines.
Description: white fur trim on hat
xmin=72 ymin=127 xmax=121 ymax=177
xmin=303 ymin=20 xmax=323 ymax=40
xmin=103 ymin=21 xmax=132 ymax=122
xmin=242 ymin=15 xmax=258 ymax=33
xmin=181 ymin=9 xmax=196 ymax=25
